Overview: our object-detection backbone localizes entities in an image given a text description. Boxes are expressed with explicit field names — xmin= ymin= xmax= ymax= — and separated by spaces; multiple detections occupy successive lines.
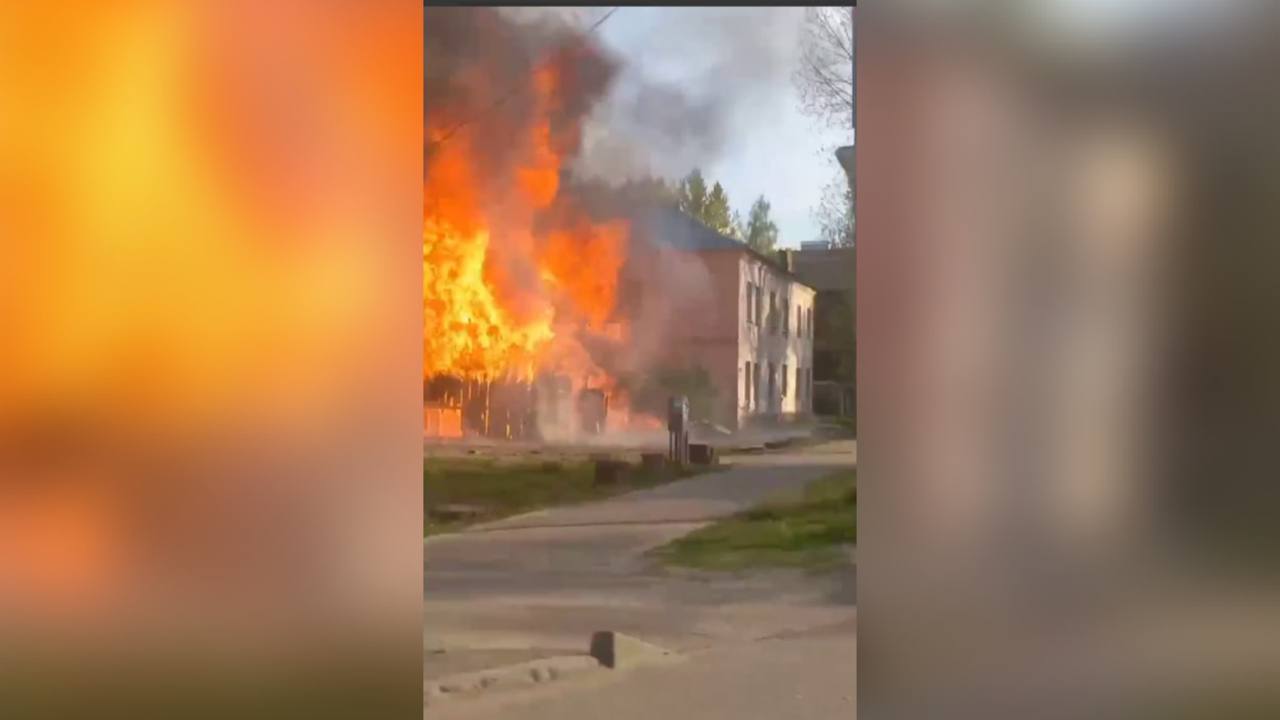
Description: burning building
xmin=423 ymin=8 xmax=648 ymax=441
xmin=423 ymin=8 xmax=814 ymax=440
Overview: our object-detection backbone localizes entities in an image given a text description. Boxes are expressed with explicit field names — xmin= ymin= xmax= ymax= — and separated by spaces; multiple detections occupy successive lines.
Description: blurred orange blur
xmin=0 ymin=2 xmax=421 ymax=716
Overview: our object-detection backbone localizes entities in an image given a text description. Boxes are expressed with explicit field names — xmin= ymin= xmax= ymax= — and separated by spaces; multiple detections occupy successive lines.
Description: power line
xmin=427 ymin=7 xmax=620 ymax=152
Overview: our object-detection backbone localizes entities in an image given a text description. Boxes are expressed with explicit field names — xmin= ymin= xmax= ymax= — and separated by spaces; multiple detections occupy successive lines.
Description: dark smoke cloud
xmin=424 ymin=6 xmax=619 ymax=188
xmin=438 ymin=6 xmax=806 ymax=186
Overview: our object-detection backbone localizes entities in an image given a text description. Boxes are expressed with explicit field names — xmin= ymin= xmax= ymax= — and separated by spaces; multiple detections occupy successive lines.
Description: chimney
xmin=776 ymin=249 xmax=795 ymax=272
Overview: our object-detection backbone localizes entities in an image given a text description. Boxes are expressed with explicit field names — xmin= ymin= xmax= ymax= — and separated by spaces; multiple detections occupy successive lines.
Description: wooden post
xmin=483 ymin=379 xmax=492 ymax=437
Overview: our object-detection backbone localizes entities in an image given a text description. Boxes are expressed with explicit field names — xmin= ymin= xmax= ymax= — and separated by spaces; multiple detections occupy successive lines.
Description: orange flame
xmin=424 ymin=59 xmax=628 ymax=389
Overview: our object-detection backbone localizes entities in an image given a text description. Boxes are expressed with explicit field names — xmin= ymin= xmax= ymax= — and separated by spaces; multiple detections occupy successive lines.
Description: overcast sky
xmin=581 ymin=7 xmax=853 ymax=249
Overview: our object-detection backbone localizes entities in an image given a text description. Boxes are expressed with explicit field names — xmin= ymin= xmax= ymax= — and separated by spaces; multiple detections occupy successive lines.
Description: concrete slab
xmin=589 ymin=631 xmax=681 ymax=669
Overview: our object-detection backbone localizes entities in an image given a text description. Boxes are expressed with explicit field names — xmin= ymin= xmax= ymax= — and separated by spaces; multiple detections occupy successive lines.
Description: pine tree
xmin=676 ymin=169 xmax=708 ymax=219
xmin=744 ymin=195 xmax=780 ymax=252
xmin=703 ymin=182 xmax=735 ymax=236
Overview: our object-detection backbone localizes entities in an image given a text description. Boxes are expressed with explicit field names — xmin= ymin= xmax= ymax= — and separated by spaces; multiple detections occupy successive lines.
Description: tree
xmin=794 ymin=7 xmax=854 ymax=132
xmin=703 ymin=182 xmax=734 ymax=236
xmin=620 ymin=176 xmax=676 ymax=206
xmin=729 ymin=209 xmax=746 ymax=241
xmin=676 ymin=168 xmax=708 ymax=219
xmin=815 ymin=172 xmax=854 ymax=248
xmin=795 ymin=9 xmax=855 ymax=248
xmin=677 ymin=169 xmax=738 ymax=237
xmin=743 ymin=195 xmax=780 ymax=253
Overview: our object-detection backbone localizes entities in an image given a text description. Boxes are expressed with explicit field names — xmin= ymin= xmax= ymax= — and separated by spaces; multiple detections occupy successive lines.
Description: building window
xmin=745 ymin=282 xmax=754 ymax=325
xmin=752 ymin=362 xmax=761 ymax=411
xmin=806 ymin=307 xmax=813 ymax=338
xmin=769 ymin=292 xmax=777 ymax=334
xmin=767 ymin=362 xmax=776 ymax=410
xmin=782 ymin=300 xmax=790 ymax=336
xmin=796 ymin=305 xmax=803 ymax=338
xmin=754 ymin=284 xmax=763 ymax=328
xmin=782 ymin=364 xmax=788 ymax=397
xmin=744 ymin=362 xmax=752 ymax=409
xmin=799 ymin=367 xmax=806 ymax=408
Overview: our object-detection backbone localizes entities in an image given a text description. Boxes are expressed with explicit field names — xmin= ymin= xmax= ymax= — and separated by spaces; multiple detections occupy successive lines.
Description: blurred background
xmin=858 ymin=1 xmax=1280 ymax=717
xmin=0 ymin=2 xmax=421 ymax=717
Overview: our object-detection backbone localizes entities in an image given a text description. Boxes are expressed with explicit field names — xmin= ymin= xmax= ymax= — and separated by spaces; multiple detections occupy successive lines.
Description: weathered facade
xmin=632 ymin=208 xmax=817 ymax=430
xmin=788 ymin=245 xmax=855 ymax=418
xmin=769 ymin=143 xmax=857 ymax=421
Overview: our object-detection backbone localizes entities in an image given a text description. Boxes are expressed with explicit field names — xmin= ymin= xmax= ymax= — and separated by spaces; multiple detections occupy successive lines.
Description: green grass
xmin=424 ymin=457 xmax=706 ymax=536
xmin=651 ymin=468 xmax=856 ymax=571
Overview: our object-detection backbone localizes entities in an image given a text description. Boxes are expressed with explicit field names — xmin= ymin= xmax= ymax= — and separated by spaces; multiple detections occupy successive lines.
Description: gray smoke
xmin=566 ymin=7 xmax=807 ymax=183
xmin=452 ymin=6 xmax=806 ymax=182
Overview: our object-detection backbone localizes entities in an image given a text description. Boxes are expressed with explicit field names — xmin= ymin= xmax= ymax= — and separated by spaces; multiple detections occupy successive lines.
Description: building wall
xmin=732 ymin=252 xmax=815 ymax=428
xmin=697 ymin=251 xmax=752 ymax=428
xmin=792 ymin=246 xmax=855 ymax=419
xmin=625 ymin=243 xmax=815 ymax=431
xmin=628 ymin=245 xmax=741 ymax=429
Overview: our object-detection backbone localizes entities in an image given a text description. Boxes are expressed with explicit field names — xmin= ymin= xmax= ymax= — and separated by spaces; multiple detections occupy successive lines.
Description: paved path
xmin=424 ymin=440 xmax=857 ymax=707
xmin=431 ymin=618 xmax=857 ymax=720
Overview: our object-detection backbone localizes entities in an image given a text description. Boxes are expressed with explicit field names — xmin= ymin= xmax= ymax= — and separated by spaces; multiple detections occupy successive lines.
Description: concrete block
xmin=589 ymin=631 xmax=679 ymax=669
xmin=689 ymin=443 xmax=717 ymax=465
xmin=640 ymin=452 xmax=667 ymax=473
xmin=593 ymin=459 xmax=631 ymax=486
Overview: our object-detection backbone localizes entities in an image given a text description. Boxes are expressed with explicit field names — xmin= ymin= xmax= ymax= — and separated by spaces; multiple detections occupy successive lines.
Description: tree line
xmin=613 ymin=7 xmax=854 ymax=255
xmin=620 ymin=165 xmax=852 ymax=254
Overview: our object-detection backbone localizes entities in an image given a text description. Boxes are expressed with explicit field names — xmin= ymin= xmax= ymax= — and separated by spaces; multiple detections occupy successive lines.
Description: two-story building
xmin=630 ymin=206 xmax=816 ymax=430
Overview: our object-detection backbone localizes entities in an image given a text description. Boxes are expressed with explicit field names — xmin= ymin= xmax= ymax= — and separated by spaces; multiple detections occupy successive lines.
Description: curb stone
xmin=424 ymin=654 xmax=602 ymax=704
xmin=424 ymin=632 xmax=683 ymax=704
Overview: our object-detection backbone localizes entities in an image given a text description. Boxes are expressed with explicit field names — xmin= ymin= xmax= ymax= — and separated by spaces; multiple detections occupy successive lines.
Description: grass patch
xmin=425 ymin=457 xmax=707 ymax=536
xmin=816 ymin=415 xmax=856 ymax=438
xmin=651 ymin=468 xmax=855 ymax=571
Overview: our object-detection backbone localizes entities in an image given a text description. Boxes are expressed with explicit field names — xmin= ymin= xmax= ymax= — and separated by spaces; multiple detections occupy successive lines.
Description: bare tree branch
xmin=793 ymin=7 xmax=854 ymax=131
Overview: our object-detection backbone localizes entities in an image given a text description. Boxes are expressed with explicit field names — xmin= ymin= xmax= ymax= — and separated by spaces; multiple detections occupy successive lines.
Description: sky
xmin=565 ymin=7 xmax=853 ymax=249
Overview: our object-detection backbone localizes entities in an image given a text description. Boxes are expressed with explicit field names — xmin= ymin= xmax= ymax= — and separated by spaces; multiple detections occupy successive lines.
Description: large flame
xmin=424 ymin=57 xmax=628 ymax=391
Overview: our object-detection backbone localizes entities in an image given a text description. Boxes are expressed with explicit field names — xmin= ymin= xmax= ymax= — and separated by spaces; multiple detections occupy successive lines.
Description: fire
xmin=424 ymin=54 xmax=629 ymax=400
xmin=423 ymin=213 xmax=554 ymax=380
